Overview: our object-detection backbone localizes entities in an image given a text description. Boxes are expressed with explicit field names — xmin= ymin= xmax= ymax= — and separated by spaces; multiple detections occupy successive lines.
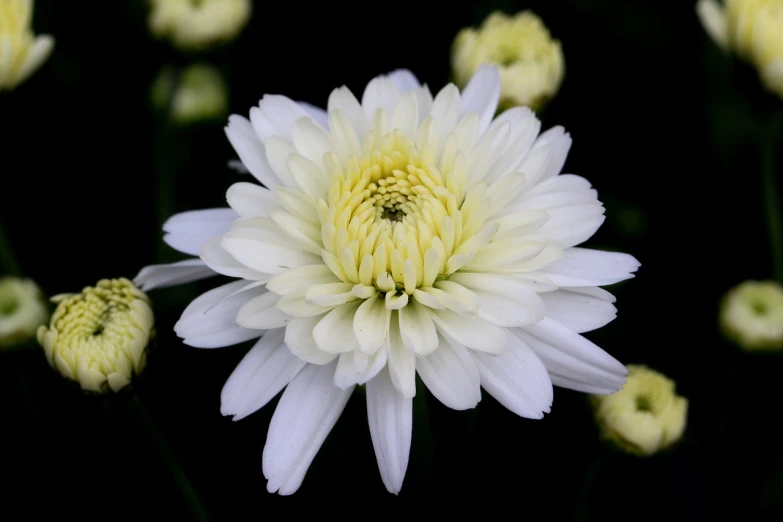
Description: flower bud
xmin=720 ymin=280 xmax=783 ymax=351
xmin=37 ymin=278 xmax=154 ymax=393
xmin=148 ymin=0 xmax=251 ymax=51
xmin=0 ymin=0 xmax=54 ymax=91
xmin=0 ymin=277 xmax=48 ymax=348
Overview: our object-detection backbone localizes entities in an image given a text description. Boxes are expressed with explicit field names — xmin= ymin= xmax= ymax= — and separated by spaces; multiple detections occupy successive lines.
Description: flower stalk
xmin=763 ymin=112 xmax=783 ymax=284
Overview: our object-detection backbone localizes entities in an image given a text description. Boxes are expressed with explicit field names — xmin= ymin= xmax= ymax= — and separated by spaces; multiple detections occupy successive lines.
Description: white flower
xmin=0 ymin=0 xmax=54 ymax=91
xmin=148 ymin=0 xmax=251 ymax=51
xmin=135 ymin=67 xmax=640 ymax=495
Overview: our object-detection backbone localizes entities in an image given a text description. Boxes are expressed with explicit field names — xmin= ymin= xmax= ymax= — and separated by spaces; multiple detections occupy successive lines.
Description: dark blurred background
xmin=2 ymin=0 xmax=782 ymax=520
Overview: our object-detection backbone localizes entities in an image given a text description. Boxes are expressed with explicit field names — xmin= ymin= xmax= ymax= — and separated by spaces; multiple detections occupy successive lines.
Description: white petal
xmin=367 ymin=367 xmax=413 ymax=495
xmin=362 ymin=76 xmax=399 ymax=121
xmin=387 ymin=69 xmax=421 ymax=93
xmin=266 ymin=265 xmax=339 ymax=295
xmin=327 ymin=86 xmax=368 ymax=138
xmin=696 ymin=0 xmax=729 ymax=50
xmin=515 ymin=318 xmax=627 ymax=393
xmin=292 ymin=117 xmax=335 ymax=164
xmin=236 ymin=291 xmax=291 ymax=329
xmin=221 ymin=228 xmax=322 ymax=275
xmin=263 ymin=362 xmax=353 ymax=495
xmin=200 ymin=236 xmax=270 ymax=281
xmin=540 ymin=288 xmax=617 ymax=333
xmin=257 ymin=95 xmax=311 ymax=140
xmin=284 ymin=315 xmax=338 ymax=365
xmin=449 ymin=273 xmax=546 ymax=327
xmin=353 ymin=293 xmax=391 ymax=354
xmin=429 ymin=309 xmax=508 ymax=354
xmin=312 ymin=302 xmax=361 ymax=353
xmin=430 ymin=84 xmax=460 ymax=145
xmin=226 ymin=182 xmax=279 ymax=218
xmin=334 ymin=348 xmax=388 ymax=389
xmin=220 ymin=329 xmax=306 ymax=420
xmin=538 ymin=247 xmax=640 ymax=287
xmin=459 ymin=64 xmax=501 ymax=136
xmin=298 ymin=101 xmax=329 ymax=129
xmin=225 ymin=115 xmax=276 ymax=187
xmin=134 ymin=259 xmax=215 ymax=291
xmin=387 ymin=312 xmax=416 ymax=398
xmin=473 ymin=336 xmax=553 ymax=419
xmin=398 ymin=299 xmax=438 ymax=356
xmin=417 ymin=336 xmax=481 ymax=410
xmin=536 ymin=205 xmax=606 ymax=248
xmin=537 ymin=127 xmax=572 ymax=182
xmin=174 ymin=281 xmax=265 ymax=348
xmin=163 ymin=208 xmax=237 ymax=256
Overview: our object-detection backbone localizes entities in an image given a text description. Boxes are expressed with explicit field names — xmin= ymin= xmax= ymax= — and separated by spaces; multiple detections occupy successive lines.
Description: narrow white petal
xmin=221 ymin=229 xmax=322 ymax=275
xmin=225 ymin=115 xmax=277 ymax=187
xmin=174 ymin=281 xmax=265 ymax=348
xmin=220 ymin=329 xmax=306 ymax=420
xmin=429 ymin=309 xmax=508 ymax=354
xmin=284 ymin=315 xmax=338 ymax=364
xmin=226 ymin=182 xmax=279 ymax=218
xmin=387 ymin=69 xmax=421 ymax=92
xmin=334 ymin=348 xmax=388 ymax=389
xmin=292 ymin=117 xmax=335 ymax=164
xmin=459 ymin=64 xmax=501 ymax=136
xmin=163 ymin=208 xmax=237 ymax=256
xmin=362 ymin=76 xmax=400 ymax=121
xmin=538 ymin=247 xmax=640 ymax=287
xmin=266 ymin=265 xmax=339 ymax=295
xmin=515 ymin=318 xmax=627 ymax=392
xmin=134 ymin=259 xmax=215 ymax=291
xmin=367 ymin=367 xmax=413 ymax=494
xmin=263 ymin=362 xmax=353 ymax=495
xmin=417 ymin=336 xmax=481 ymax=410
xmin=312 ymin=302 xmax=361 ymax=353
xmin=387 ymin=312 xmax=416 ymax=398
xmin=327 ymin=86 xmax=368 ymax=137
xmin=257 ymin=95 xmax=311 ymax=140
xmin=473 ymin=336 xmax=553 ymax=419
xmin=540 ymin=288 xmax=617 ymax=333
xmin=353 ymin=293 xmax=391 ymax=354
xmin=449 ymin=273 xmax=546 ymax=327
xmin=398 ymin=299 xmax=438 ymax=356
xmin=236 ymin=291 xmax=291 ymax=329
xmin=537 ymin=127 xmax=572 ymax=182
xmin=201 ymin=236 xmax=270 ymax=281
xmin=298 ymin=101 xmax=329 ymax=129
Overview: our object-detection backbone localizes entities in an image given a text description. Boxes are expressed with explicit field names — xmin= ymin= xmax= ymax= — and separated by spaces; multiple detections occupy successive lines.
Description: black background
xmin=2 ymin=0 xmax=782 ymax=520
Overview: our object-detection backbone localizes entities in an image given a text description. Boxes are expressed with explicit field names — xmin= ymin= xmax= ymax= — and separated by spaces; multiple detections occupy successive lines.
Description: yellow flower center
xmin=317 ymin=124 xmax=477 ymax=307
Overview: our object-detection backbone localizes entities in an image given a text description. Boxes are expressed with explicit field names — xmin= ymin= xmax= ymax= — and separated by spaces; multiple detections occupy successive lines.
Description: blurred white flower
xmin=0 ymin=277 xmax=48 ymax=348
xmin=149 ymin=0 xmax=251 ymax=51
xmin=720 ymin=280 xmax=783 ymax=351
xmin=697 ymin=0 xmax=783 ymax=99
xmin=152 ymin=63 xmax=229 ymax=124
xmin=37 ymin=278 xmax=154 ymax=393
xmin=136 ymin=66 xmax=639 ymax=495
xmin=452 ymin=11 xmax=564 ymax=111
xmin=0 ymin=0 xmax=54 ymax=91
xmin=592 ymin=365 xmax=688 ymax=456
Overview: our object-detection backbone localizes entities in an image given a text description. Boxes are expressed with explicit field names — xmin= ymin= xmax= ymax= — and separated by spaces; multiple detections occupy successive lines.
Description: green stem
xmin=574 ymin=456 xmax=604 ymax=522
xmin=155 ymin=69 xmax=181 ymax=264
xmin=763 ymin=113 xmax=783 ymax=284
xmin=0 ymin=218 xmax=22 ymax=277
xmin=125 ymin=392 xmax=211 ymax=522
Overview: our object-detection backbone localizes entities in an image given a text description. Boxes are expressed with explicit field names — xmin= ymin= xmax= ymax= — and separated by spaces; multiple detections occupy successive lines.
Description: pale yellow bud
xmin=720 ymin=280 xmax=783 ymax=351
xmin=151 ymin=63 xmax=229 ymax=124
xmin=37 ymin=278 xmax=154 ymax=394
xmin=592 ymin=365 xmax=688 ymax=456
xmin=451 ymin=10 xmax=564 ymax=112
xmin=148 ymin=0 xmax=251 ymax=51
xmin=0 ymin=0 xmax=54 ymax=91
xmin=0 ymin=277 xmax=48 ymax=348
xmin=697 ymin=0 xmax=783 ymax=99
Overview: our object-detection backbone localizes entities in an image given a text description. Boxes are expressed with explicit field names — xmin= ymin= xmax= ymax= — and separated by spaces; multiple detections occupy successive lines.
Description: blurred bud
xmin=591 ymin=365 xmax=688 ymax=456
xmin=37 ymin=278 xmax=154 ymax=394
xmin=452 ymin=10 xmax=564 ymax=112
xmin=152 ymin=63 xmax=228 ymax=124
xmin=0 ymin=0 xmax=54 ymax=91
xmin=0 ymin=277 xmax=48 ymax=348
xmin=697 ymin=0 xmax=783 ymax=100
xmin=720 ymin=280 xmax=783 ymax=351
xmin=148 ymin=0 xmax=251 ymax=51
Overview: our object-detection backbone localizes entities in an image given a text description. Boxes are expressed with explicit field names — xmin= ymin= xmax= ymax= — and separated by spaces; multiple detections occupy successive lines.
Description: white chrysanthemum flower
xmin=0 ymin=0 xmax=54 ymax=91
xmin=135 ymin=67 xmax=640 ymax=495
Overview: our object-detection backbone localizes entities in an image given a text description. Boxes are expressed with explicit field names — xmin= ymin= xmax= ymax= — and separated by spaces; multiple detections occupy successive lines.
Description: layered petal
xmin=163 ymin=208 xmax=238 ymax=256
xmin=263 ymin=362 xmax=353 ymax=495
xmin=134 ymin=259 xmax=216 ymax=291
